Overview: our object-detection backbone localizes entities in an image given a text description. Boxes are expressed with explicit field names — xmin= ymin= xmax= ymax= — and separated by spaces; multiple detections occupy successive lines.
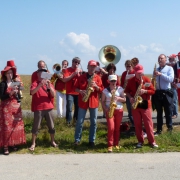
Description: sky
xmin=0 ymin=0 xmax=180 ymax=75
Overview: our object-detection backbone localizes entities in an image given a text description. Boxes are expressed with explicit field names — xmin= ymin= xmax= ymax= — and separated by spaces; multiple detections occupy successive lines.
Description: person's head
xmin=168 ymin=54 xmax=176 ymax=66
xmin=72 ymin=57 xmax=81 ymax=68
xmin=87 ymin=60 xmax=97 ymax=75
xmin=134 ymin=64 xmax=144 ymax=79
xmin=125 ymin=60 xmax=133 ymax=71
xmin=62 ymin=60 xmax=68 ymax=69
xmin=1 ymin=66 xmax=16 ymax=81
xmin=37 ymin=60 xmax=46 ymax=70
xmin=106 ymin=63 xmax=116 ymax=75
xmin=158 ymin=54 xmax=167 ymax=67
xmin=108 ymin=74 xmax=117 ymax=86
xmin=177 ymin=52 xmax=180 ymax=61
xmin=7 ymin=60 xmax=16 ymax=68
xmin=131 ymin=57 xmax=139 ymax=68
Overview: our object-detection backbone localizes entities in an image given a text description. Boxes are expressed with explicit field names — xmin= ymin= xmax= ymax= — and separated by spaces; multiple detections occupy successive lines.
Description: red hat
xmin=134 ymin=64 xmax=144 ymax=73
xmin=1 ymin=66 xmax=17 ymax=78
xmin=88 ymin=60 xmax=97 ymax=66
xmin=7 ymin=60 xmax=16 ymax=67
xmin=169 ymin=54 xmax=177 ymax=58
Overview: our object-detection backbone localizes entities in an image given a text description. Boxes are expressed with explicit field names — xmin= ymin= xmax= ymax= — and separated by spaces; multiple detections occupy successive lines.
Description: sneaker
xmin=151 ymin=143 xmax=158 ymax=148
xmin=88 ymin=142 xmax=95 ymax=148
xmin=172 ymin=115 xmax=177 ymax=119
xmin=167 ymin=127 xmax=173 ymax=132
xmin=73 ymin=141 xmax=79 ymax=146
xmin=114 ymin=146 xmax=120 ymax=150
xmin=136 ymin=142 xmax=143 ymax=148
xmin=108 ymin=146 xmax=113 ymax=153
xmin=154 ymin=130 xmax=162 ymax=136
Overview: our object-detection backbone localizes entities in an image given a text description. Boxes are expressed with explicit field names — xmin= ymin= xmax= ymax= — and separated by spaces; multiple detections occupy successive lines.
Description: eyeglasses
xmin=126 ymin=65 xmax=131 ymax=68
xmin=73 ymin=61 xmax=80 ymax=64
xmin=110 ymin=80 xmax=116 ymax=82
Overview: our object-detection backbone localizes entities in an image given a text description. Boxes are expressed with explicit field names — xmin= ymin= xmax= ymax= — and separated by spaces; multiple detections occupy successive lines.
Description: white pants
xmin=56 ymin=91 xmax=66 ymax=117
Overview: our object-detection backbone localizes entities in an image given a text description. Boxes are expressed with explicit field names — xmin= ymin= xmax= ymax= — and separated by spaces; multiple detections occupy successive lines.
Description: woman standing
xmin=101 ymin=75 xmax=126 ymax=152
xmin=0 ymin=66 xmax=26 ymax=155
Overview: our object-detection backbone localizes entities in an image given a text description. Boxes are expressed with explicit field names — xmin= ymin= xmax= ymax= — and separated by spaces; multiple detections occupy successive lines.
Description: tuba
xmin=99 ymin=45 xmax=121 ymax=66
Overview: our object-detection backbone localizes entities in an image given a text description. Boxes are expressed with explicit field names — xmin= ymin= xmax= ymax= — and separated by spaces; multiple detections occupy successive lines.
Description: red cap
xmin=1 ymin=66 xmax=17 ymax=77
xmin=88 ymin=60 xmax=97 ymax=66
xmin=7 ymin=60 xmax=16 ymax=67
xmin=169 ymin=54 xmax=177 ymax=58
xmin=134 ymin=64 xmax=144 ymax=73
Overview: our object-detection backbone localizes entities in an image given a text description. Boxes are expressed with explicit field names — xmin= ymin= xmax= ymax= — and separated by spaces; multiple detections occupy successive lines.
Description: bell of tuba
xmin=53 ymin=63 xmax=61 ymax=74
xmin=99 ymin=45 xmax=121 ymax=66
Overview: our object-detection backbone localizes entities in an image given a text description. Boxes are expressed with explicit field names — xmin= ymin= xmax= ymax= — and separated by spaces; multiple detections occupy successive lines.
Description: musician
xmin=74 ymin=60 xmax=103 ymax=147
xmin=153 ymin=54 xmax=174 ymax=135
xmin=166 ymin=54 xmax=178 ymax=119
xmin=31 ymin=60 xmax=48 ymax=83
xmin=125 ymin=64 xmax=158 ymax=148
xmin=29 ymin=69 xmax=57 ymax=151
xmin=121 ymin=60 xmax=135 ymax=127
xmin=131 ymin=57 xmax=139 ymax=68
xmin=62 ymin=57 xmax=81 ymax=125
xmin=51 ymin=60 xmax=69 ymax=118
xmin=101 ymin=75 xmax=125 ymax=152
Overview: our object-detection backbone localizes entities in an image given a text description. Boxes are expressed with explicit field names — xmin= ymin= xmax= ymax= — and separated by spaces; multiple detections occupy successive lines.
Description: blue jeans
xmin=66 ymin=94 xmax=79 ymax=123
xmin=172 ymin=87 xmax=178 ymax=116
xmin=75 ymin=107 xmax=98 ymax=143
xmin=126 ymin=97 xmax=134 ymax=126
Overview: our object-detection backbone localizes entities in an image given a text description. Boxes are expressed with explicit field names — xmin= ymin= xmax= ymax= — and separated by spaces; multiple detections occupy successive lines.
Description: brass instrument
xmin=51 ymin=63 xmax=62 ymax=83
xmin=132 ymin=78 xmax=143 ymax=109
xmin=82 ymin=74 xmax=95 ymax=102
xmin=108 ymin=89 xmax=117 ymax=118
xmin=151 ymin=63 xmax=157 ymax=89
xmin=99 ymin=45 xmax=121 ymax=66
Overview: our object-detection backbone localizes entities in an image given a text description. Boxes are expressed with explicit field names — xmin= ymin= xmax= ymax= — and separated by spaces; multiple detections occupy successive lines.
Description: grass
xmin=5 ymin=115 xmax=180 ymax=155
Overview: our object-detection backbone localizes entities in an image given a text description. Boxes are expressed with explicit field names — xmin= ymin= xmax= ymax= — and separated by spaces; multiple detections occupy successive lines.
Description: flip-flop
xmin=51 ymin=143 xmax=58 ymax=148
xmin=28 ymin=145 xmax=35 ymax=152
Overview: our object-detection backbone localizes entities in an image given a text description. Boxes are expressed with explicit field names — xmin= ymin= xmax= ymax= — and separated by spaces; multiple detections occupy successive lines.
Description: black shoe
xmin=73 ymin=141 xmax=79 ymax=146
xmin=154 ymin=130 xmax=162 ymax=136
xmin=88 ymin=142 xmax=95 ymax=148
xmin=167 ymin=127 xmax=173 ymax=132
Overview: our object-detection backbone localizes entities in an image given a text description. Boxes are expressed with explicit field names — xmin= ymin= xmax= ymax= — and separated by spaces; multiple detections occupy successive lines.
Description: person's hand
xmin=46 ymin=80 xmax=51 ymax=89
xmin=79 ymin=90 xmax=86 ymax=97
xmin=140 ymin=89 xmax=147 ymax=95
xmin=154 ymin=71 xmax=161 ymax=76
xmin=57 ymin=74 xmax=63 ymax=79
xmin=130 ymin=97 xmax=135 ymax=104
xmin=91 ymin=81 xmax=98 ymax=89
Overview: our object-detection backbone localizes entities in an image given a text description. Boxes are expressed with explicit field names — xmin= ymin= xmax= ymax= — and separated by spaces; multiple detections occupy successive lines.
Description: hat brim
xmin=136 ymin=70 xmax=144 ymax=73
xmin=1 ymin=66 xmax=17 ymax=78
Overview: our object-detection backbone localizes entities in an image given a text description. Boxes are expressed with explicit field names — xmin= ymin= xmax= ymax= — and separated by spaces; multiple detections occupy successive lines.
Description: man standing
xmin=154 ymin=54 xmax=174 ymax=135
xmin=74 ymin=60 xmax=103 ymax=147
xmin=62 ymin=57 xmax=81 ymax=125
xmin=125 ymin=64 xmax=158 ymax=148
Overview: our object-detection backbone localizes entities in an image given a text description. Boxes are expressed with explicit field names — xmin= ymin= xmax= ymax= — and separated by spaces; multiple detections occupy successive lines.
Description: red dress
xmin=0 ymin=86 xmax=26 ymax=147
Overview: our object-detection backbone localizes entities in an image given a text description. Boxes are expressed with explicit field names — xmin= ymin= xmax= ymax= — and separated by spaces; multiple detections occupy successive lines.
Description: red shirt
xmin=121 ymin=70 xmax=135 ymax=90
xmin=51 ymin=74 xmax=66 ymax=92
xmin=102 ymin=74 xmax=120 ymax=88
xmin=30 ymin=82 xmax=54 ymax=112
xmin=125 ymin=76 xmax=155 ymax=108
xmin=63 ymin=67 xmax=80 ymax=95
xmin=74 ymin=73 xmax=104 ymax=109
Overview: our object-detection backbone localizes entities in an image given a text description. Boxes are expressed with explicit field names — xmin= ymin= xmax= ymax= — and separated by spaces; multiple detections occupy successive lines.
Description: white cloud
xmin=149 ymin=43 xmax=164 ymax=53
xmin=60 ymin=32 xmax=96 ymax=54
xmin=110 ymin=31 xmax=117 ymax=37
xmin=132 ymin=44 xmax=148 ymax=53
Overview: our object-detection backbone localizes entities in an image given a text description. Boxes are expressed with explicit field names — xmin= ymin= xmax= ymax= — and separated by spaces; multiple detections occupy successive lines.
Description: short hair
xmin=131 ymin=57 xmax=139 ymax=66
xmin=72 ymin=57 xmax=81 ymax=62
xmin=37 ymin=60 xmax=46 ymax=68
xmin=62 ymin=60 xmax=69 ymax=66
xmin=125 ymin=60 xmax=132 ymax=66
xmin=158 ymin=54 xmax=167 ymax=60
xmin=106 ymin=63 xmax=116 ymax=72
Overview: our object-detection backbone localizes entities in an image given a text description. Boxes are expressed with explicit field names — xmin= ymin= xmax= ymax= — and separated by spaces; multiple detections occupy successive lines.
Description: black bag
xmin=137 ymin=100 xmax=148 ymax=109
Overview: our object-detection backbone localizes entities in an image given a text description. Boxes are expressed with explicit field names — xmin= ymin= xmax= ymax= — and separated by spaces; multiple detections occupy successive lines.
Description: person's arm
xmin=101 ymin=92 xmax=108 ymax=113
xmin=47 ymin=80 xmax=55 ymax=97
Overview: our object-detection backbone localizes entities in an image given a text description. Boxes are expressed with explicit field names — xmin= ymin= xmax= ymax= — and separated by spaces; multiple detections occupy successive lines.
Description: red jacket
xmin=121 ymin=70 xmax=135 ymax=89
xmin=74 ymin=73 xmax=104 ymax=109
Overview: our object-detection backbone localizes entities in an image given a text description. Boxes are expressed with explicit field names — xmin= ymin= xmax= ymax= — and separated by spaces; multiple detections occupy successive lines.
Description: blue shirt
xmin=156 ymin=65 xmax=174 ymax=90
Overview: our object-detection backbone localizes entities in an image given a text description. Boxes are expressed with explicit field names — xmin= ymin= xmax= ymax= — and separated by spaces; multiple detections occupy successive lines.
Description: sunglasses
xmin=73 ymin=61 xmax=80 ymax=64
xmin=110 ymin=80 xmax=116 ymax=82
xmin=126 ymin=65 xmax=131 ymax=67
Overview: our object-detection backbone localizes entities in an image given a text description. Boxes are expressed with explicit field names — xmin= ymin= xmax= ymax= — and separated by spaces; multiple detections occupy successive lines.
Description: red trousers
xmin=106 ymin=109 xmax=123 ymax=147
xmin=132 ymin=108 xmax=155 ymax=145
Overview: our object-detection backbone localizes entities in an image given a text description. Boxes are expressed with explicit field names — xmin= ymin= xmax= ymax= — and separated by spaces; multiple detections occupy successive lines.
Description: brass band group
xmin=0 ymin=45 xmax=180 ymax=155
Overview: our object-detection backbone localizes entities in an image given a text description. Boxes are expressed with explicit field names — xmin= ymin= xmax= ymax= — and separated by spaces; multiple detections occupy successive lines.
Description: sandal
xmin=4 ymin=147 xmax=9 ymax=155
xmin=10 ymin=146 xmax=18 ymax=151
xmin=28 ymin=145 xmax=35 ymax=152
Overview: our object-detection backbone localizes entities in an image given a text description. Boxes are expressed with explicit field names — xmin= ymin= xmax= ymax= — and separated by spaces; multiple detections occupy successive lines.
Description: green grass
xmin=6 ymin=115 xmax=180 ymax=154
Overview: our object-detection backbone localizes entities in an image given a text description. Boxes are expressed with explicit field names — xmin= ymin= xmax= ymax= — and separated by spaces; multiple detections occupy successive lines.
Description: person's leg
xmin=113 ymin=109 xmax=123 ymax=146
xmin=126 ymin=97 xmax=134 ymax=126
xmin=141 ymin=108 xmax=156 ymax=145
xmin=172 ymin=87 xmax=178 ymax=117
xmin=62 ymin=93 xmax=67 ymax=118
xmin=56 ymin=91 xmax=61 ymax=117
xmin=74 ymin=108 xmax=87 ymax=143
xmin=66 ymin=94 xmax=73 ymax=123
xmin=132 ymin=109 xmax=144 ymax=144
xmin=73 ymin=95 xmax=79 ymax=120
xmin=89 ymin=108 xmax=98 ymax=143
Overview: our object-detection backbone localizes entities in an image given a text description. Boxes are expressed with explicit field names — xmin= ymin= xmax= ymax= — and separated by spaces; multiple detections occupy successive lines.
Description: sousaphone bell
xmin=98 ymin=45 xmax=121 ymax=66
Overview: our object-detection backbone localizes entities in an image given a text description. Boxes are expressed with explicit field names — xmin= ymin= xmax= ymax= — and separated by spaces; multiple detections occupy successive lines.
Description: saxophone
xmin=151 ymin=63 xmax=157 ymax=89
xmin=108 ymin=89 xmax=117 ymax=118
xmin=82 ymin=74 xmax=95 ymax=102
xmin=132 ymin=78 xmax=143 ymax=109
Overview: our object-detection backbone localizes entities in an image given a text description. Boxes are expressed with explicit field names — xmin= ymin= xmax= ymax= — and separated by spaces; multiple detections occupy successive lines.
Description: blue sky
xmin=0 ymin=0 xmax=180 ymax=75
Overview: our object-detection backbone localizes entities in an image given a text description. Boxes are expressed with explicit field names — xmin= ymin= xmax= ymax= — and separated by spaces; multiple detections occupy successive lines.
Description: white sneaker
xmin=136 ymin=142 xmax=143 ymax=148
xmin=151 ymin=143 xmax=158 ymax=148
